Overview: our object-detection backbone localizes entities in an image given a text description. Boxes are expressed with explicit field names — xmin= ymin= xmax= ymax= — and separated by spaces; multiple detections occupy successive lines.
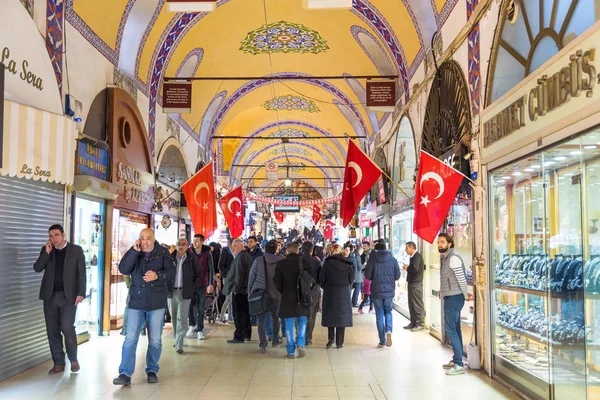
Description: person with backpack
xmin=273 ymin=242 xmax=317 ymax=359
xmin=320 ymin=244 xmax=354 ymax=349
xmin=344 ymin=244 xmax=364 ymax=307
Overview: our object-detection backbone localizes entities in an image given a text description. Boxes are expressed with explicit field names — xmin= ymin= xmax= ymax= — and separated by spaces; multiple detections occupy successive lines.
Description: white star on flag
xmin=203 ymin=203 xmax=209 ymax=210
xmin=235 ymin=211 xmax=241 ymax=218
xmin=420 ymin=195 xmax=431 ymax=207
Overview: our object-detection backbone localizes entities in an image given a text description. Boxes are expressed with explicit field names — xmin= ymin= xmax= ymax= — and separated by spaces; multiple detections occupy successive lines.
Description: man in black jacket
xmin=217 ymin=239 xmax=235 ymax=325
xmin=34 ymin=224 xmax=86 ymax=375
xmin=224 ymin=239 xmax=253 ymax=343
xmin=274 ymin=243 xmax=318 ymax=358
xmin=300 ymin=241 xmax=321 ymax=346
xmin=168 ymin=238 xmax=201 ymax=354
xmin=113 ymin=228 xmax=176 ymax=386
xmin=404 ymin=241 xmax=426 ymax=331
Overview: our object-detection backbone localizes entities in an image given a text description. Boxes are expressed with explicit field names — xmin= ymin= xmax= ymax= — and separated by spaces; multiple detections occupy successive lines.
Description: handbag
xmin=249 ymin=256 xmax=269 ymax=316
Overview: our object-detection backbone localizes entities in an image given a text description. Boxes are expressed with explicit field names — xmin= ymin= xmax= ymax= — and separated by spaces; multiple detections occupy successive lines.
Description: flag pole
xmin=180 ymin=159 xmax=214 ymax=188
xmin=420 ymin=150 xmax=477 ymax=186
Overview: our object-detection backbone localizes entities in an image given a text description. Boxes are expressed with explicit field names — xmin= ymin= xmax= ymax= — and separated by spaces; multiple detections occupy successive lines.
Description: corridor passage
xmin=0 ymin=312 xmax=517 ymax=400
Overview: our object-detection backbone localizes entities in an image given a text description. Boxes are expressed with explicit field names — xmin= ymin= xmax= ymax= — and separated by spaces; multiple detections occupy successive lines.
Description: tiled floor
xmin=0 ymin=311 xmax=520 ymax=399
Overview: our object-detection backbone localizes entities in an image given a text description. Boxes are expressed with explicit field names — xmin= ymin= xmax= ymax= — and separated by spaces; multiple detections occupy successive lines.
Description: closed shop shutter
xmin=0 ymin=175 xmax=65 ymax=382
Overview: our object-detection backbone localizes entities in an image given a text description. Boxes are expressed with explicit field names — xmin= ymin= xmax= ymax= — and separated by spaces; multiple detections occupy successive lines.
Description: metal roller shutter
xmin=0 ymin=175 xmax=65 ymax=382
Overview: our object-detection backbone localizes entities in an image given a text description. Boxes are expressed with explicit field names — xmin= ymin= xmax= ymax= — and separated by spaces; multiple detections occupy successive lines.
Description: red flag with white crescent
xmin=324 ymin=219 xmax=335 ymax=240
xmin=312 ymin=205 xmax=322 ymax=225
xmin=274 ymin=211 xmax=285 ymax=224
xmin=218 ymin=186 xmax=244 ymax=239
xmin=181 ymin=162 xmax=217 ymax=238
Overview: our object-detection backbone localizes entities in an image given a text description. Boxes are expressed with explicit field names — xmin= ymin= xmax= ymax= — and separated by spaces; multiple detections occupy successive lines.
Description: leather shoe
xmin=403 ymin=324 xmax=415 ymax=330
xmin=48 ymin=365 xmax=65 ymax=375
xmin=326 ymin=339 xmax=334 ymax=349
xmin=70 ymin=361 xmax=80 ymax=372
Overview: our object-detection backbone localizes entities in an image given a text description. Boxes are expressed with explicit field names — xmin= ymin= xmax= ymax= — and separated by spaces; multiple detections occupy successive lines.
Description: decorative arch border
xmin=391 ymin=113 xmax=417 ymax=206
xmin=156 ymin=136 xmax=190 ymax=177
xmin=199 ymin=90 xmax=228 ymax=147
xmin=429 ymin=0 xmax=460 ymax=30
xmin=174 ymin=47 xmax=204 ymax=77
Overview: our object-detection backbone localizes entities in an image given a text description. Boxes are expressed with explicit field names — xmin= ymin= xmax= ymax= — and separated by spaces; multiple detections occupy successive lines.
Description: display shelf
xmin=497 ymin=323 xmax=600 ymax=350
xmin=495 ymin=284 xmax=589 ymax=299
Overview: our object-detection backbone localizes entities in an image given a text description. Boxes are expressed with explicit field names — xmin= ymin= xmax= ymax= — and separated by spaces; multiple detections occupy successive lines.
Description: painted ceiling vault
xmin=68 ymin=0 xmax=454 ymax=198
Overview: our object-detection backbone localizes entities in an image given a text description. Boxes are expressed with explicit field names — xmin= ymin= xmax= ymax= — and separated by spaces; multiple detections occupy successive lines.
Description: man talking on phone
xmin=34 ymin=224 xmax=86 ymax=375
xmin=113 ymin=228 xmax=175 ymax=386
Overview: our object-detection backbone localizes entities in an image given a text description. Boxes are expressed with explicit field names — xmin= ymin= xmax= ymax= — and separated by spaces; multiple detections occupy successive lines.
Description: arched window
xmin=488 ymin=0 xmax=599 ymax=104
xmin=392 ymin=116 xmax=416 ymax=207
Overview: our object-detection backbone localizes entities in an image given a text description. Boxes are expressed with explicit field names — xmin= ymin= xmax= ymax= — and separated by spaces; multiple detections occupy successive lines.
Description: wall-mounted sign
xmin=266 ymin=162 xmax=278 ymax=181
xmin=162 ymin=82 xmax=192 ymax=113
xmin=273 ymin=195 xmax=301 ymax=213
xmin=359 ymin=214 xmax=371 ymax=228
xmin=76 ymin=140 xmax=110 ymax=181
xmin=117 ymin=162 xmax=142 ymax=186
xmin=366 ymin=79 xmax=396 ymax=112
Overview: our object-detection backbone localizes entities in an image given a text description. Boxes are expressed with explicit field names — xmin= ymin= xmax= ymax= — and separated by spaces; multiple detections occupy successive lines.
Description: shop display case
xmin=489 ymin=131 xmax=600 ymax=399
xmin=390 ymin=210 xmax=416 ymax=317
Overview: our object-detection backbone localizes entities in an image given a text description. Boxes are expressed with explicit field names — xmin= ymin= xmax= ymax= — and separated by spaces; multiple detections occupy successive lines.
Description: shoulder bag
xmin=249 ymin=256 xmax=270 ymax=316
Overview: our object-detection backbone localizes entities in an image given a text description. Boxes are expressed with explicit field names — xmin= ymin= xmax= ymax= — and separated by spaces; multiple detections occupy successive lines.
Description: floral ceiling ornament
xmin=240 ymin=21 xmax=329 ymax=55
xmin=267 ymin=128 xmax=310 ymax=138
xmin=263 ymin=95 xmax=320 ymax=113
xmin=270 ymin=146 xmax=311 ymax=156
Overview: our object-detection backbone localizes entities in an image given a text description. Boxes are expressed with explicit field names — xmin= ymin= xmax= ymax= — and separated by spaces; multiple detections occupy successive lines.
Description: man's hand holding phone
xmin=45 ymin=240 xmax=53 ymax=255
xmin=133 ymin=239 xmax=141 ymax=252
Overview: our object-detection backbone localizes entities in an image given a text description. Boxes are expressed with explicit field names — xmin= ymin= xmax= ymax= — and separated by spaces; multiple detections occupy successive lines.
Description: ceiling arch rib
xmin=238 ymin=154 xmax=337 ymax=183
xmin=253 ymin=178 xmax=328 ymax=199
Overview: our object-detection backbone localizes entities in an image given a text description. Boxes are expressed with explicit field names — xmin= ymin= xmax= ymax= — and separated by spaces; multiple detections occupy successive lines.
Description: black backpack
xmin=297 ymin=258 xmax=316 ymax=307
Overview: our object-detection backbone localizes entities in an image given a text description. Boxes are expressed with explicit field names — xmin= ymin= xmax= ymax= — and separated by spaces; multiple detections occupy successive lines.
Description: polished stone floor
xmin=0 ymin=311 xmax=519 ymax=399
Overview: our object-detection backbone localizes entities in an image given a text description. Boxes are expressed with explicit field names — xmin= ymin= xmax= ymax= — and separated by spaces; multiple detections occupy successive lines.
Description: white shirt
xmin=175 ymin=253 xmax=186 ymax=288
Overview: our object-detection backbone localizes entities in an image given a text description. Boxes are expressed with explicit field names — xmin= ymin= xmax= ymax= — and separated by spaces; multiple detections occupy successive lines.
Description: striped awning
xmin=1 ymin=100 xmax=77 ymax=185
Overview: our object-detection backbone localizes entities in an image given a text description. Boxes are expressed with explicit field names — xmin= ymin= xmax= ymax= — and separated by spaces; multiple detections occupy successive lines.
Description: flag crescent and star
xmin=218 ymin=186 xmax=244 ymax=238
xmin=181 ymin=161 xmax=218 ymax=238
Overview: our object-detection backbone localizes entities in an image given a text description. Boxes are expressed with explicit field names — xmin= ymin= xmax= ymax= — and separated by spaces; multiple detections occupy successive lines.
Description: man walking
xmin=34 ymin=224 xmax=86 ymax=375
xmin=438 ymin=233 xmax=471 ymax=376
xmin=247 ymin=235 xmax=264 ymax=261
xmin=224 ymin=239 xmax=253 ymax=343
xmin=300 ymin=241 xmax=321 ymax=346
xmin=274 ymin=243 xmax=317 ymax=359
xmin=168 ymin=238 xmax=201 ymax=354
xmin=403 ymin=242 xmax=425 ymax=331
xmin=365 ymin=242 xmax=400 ymax=348
xmin=187 ymin=234 xmax=214 ymax=340
xmin=217 ymin=239 xmax=235 ymax=325
xmin=248 ymin=240 xmax=283 ymax=352
xmin=113 ymin=228 xmax=175 ymax=386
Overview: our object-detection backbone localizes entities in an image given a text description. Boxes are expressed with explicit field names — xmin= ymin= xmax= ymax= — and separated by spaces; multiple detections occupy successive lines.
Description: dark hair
xmin=287 ymin=242 xmax=299 ymax=253
xmin=49 ymin=224 xmax=64 ymax=234
xmin=301 ymin=241 xmax=314 ymax=255
xmin=194 ymin=234 xmax=205 ymax=240
xmin=248 ymin=236 xmax=258 ymax=242
xmin=313 ymin=246 xmax=324 ymax=260
xmin=265 ymin=240 xmax=277 ymax=254
xmin=438 ymin=233 xmax=454 ymax=248
xmin=362 ymin=241 xmax=371 ymax=247
xmin=374 ymin=242 xmax=387 ymax=251
xmin=406 ymin=241 xmax=417 ymax=250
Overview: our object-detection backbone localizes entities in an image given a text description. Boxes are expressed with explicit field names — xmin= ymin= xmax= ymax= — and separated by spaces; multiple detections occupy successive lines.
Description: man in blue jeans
xmin=365 ymin=242 xmax=400 ymax=348
xmin=438 ymin=233 xmax=472 ymax=376
xmin=113 ymin=228 xmax=175 ymax=386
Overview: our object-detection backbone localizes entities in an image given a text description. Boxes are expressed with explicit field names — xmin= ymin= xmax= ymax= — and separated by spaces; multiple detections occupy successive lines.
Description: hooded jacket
xmin=119 ymin=240 xmax=176 ymax=311
xmin=248 ymin=252 xmax=283 ymax=300
xmin=365 ymin=250 xmax=401 ymax=299
xmin=319 ymin=254 xmax=354 ymax=327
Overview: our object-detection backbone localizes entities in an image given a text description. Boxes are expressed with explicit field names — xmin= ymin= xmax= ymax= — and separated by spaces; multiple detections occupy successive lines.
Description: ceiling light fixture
xmin=543 ymin=161 xmax=555 ymax=166
xmin=303 ymin=0 xmax=352 ymax=9
xmin=570 ymin=150 xmax=583 ymax=155
xmin=167 ymin=0 xmax=216 ymax=12
xmin=502 ymin=176 xmax=511 ymax=179
xmin=554 ymin=156 xmax=567 ymax=161
xmin=584 ymin=145 xmax=597 ymax=150
xmin=512 ymin=172 xmax=523 ymax=176
xmin=285 ymin=178 xmax=293 ymax=187
xmin=531 ymin=165 xmax=541 ymax=169
xmin=524 ymin=168 xmax=535 ymax=172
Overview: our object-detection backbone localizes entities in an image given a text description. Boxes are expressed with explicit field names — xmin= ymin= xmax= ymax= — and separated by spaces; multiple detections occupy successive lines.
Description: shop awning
xmin=1 ymin=100 xmax=77 ymax=185
xmin=73 ymin=175 xmax=120 ymax=200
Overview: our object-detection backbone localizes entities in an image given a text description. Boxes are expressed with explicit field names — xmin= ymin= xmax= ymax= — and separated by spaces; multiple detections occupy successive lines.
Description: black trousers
xmin=408 ymin=282 xmax=425 ymax=327
xmin=306 ymin=290 xmax=321 ymax=343
xmin=328 ymin=327 xmax=345 ymax=347
xmin=43 ymin=291 xmax=78 ymax=366
xmin=232 ymin=293 xmax=252 ymax=341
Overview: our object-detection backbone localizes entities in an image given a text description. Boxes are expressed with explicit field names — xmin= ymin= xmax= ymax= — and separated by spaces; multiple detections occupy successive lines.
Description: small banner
xmin=366 ymin=79 xmax=396 ymax=112
xmin=163 ymin=82 xmax=192 ymax=113
xmin=265 ymin=162 xmax=278 ymax=181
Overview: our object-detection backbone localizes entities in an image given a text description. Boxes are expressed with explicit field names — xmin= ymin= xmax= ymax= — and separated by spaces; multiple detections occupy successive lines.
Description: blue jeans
xmin=189 ymin=287 xmax=207 ymax=331
xmin=283 ymin=316 xmax=307 ymax=355
xmin=266 ymin=313 xmax=273 ymax=337
xmin=119 ymin=308 xmax=165 ymax=377
xmin=352 ymin=282 xmax=364 ymax=306
xmin=373 ymin=297 xmax=393 ymax=345
xmin=444 ymin=294 xmax=465 ymax=367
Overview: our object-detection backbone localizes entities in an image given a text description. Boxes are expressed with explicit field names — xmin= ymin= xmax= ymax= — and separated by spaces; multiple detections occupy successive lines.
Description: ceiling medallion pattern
xmin=269 ymin=146 xmax=311 ymax=156
xmin=263 ymin=95 xmax=320 ymax=113
xmin=240 ymin=21 xmax=329 ymax=55
xmin=267 ymin=128 xmax=310 ymax=138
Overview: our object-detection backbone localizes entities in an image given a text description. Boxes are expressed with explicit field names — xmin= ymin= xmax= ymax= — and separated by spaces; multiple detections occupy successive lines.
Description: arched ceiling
xmin=68 ymin=0 xmax=448 ymax=198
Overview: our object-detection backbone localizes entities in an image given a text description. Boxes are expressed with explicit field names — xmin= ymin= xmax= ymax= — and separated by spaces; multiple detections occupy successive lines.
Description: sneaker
xmin=186 ymin=327 xmax=197 ymax=338
xmin=197 ymin=331 xmax=206 ymax=340
xmin=297 ymin=347 xmax=306 ymax=358
xmin=386 ymin=332 xmax=392 ymax=347
xmin=259 ymin=347 xmax=267 ymax=354
xmin=358 ymin=308 xmax=364 ymax=314
xmin=446 ymin=365 xmax=466 ymax=375
xmin=113 ymin=374 xmax=131 ymax=386
xmin=217 ymin=321 xmax=228 ymax=326
xmin=119 ymin=330 xmax=126 ymax=336
xmin=369 ymin=309 xmax=375 ymax=314
xmin=403 ymin=324 xmax=415 ymax=330
xmin=306 ymin=340 xmax=312 ymax=346
xmin=286 ymin=354 xmax=295 ymax=359
xmin=176 ymin=347 xmax=184 ymax=354
xmin=272 ymin=339 xmax=282 ymax=347
xmin=411 ymin=326 xmax=425 ymax=332
xmin=147 ymin=372 xmax=158 ymax=383
xmin=377 ymin=343 xmax=385 ymax=348
xmin=442 ymin=360 xmax=456 ymax=370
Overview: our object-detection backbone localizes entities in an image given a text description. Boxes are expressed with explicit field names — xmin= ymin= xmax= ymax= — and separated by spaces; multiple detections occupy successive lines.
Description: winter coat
xmin=364 ymin=250 xmax=401 ymax=299
xmin=320 ymin=255 xmax=354 ymax=328
xmin=248 ymin=252 xmax=283 ymax=301
xmin=362 ymin=279 xmax=372 ymax=295
xmin=249 ymin=246 xmax=264 ymax=261
xmin=224 ymin=250 xmax=253 ymax=296
xmin=167 ymin=250 xmax=201 ymax=300
xmin=192 ymin=245 xmax=214 ymax=287
xmin=274 ymin=253 xmax=318 ymax=318
xmin=119 ymin=241 xmax=176 ymax=311
xmin=300 ymin=253 xmax=322 ymax=302
xmin=347 ymin=253 xmax=364 ymax=283
xmin=218 ymin=247 xmax=235 ymax=278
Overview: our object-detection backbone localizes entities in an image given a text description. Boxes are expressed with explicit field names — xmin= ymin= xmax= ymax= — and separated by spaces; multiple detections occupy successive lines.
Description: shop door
xmin=72 ymin=195 xmax=105 ymax=337
xmin=0 ymin=176 xmax=65 ymax=382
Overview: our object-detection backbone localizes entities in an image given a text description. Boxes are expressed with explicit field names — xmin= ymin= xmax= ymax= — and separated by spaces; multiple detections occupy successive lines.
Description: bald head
xmin=231 ymin=238 xmax=245 ymax=255
xmin=140 ymin=228 xmax=155 ymax=252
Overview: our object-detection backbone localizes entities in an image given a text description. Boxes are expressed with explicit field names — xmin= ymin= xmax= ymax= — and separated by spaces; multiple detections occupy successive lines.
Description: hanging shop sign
xmin=273 ymin=196 xmax=301 ymax=213
xmin=359 ymin=214 xmax=371 ymax=228
xmin=378 ymin=180 xmax=386 ymax=204
xmin=266 ymin=162 xmax=278 ymax=181
xmin=482 ymin=26 xmax=600 ymax=161
xmin=0 ymin=0 xmax=62 ymax=114
xmin=366 ymin=79 xmax=396 ymax=112
xmin=166 ymin=0 xmax=217 ymax=12
xmin=162 ymin=82 xmax=192 ymax=114
xmin=76 ymin=140 xmax=110 ymax=181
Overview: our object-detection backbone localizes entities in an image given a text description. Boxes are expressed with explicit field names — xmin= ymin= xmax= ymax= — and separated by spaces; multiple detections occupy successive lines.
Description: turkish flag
xmin=312 ymin=205 xmax=322 ymax=225
xmin=218 ymin=186 xmax=244 ymax=239
xmin=324 ymin=219 xmax=335 ymax=240
xmin=274 ymin=212 xmax=284 ymax=224
xmin=181 ymin=162 xmax=217 ymax=238
xmin=340 ymin=141 xmax=382 ymax=227
xmin=413 ymin=151 xmax=464 ymax=244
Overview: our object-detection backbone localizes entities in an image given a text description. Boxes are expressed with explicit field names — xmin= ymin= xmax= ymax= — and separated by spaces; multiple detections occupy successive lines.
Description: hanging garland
xmin=221 ymin=183 xmax=341 ymax=206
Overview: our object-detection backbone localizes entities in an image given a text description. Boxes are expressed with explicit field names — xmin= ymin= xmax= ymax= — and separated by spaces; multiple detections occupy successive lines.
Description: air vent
xmin=506 ymin=0 xmax=519 ymax=24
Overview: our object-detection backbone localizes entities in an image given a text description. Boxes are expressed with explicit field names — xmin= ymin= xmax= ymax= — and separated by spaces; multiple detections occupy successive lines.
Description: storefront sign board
xmin=481 ymin=24 xmax=600 ymax=163
xmin=367 ymin=80 xmax=396 ymax=112
xmin=76 ymin=141 xmax=110 ymax=181
xmin=162 ymin=82 xmax=192 ymax=114
xmin=359 ymin=214 xmax=371 ymax=228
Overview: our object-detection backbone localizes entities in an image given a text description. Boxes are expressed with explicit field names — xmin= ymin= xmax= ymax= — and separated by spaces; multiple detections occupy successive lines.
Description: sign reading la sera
xmin=366 ymin=80 xmax=396 ymax=112
xmin=163 ymin=82 xmax=192 ymax=113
